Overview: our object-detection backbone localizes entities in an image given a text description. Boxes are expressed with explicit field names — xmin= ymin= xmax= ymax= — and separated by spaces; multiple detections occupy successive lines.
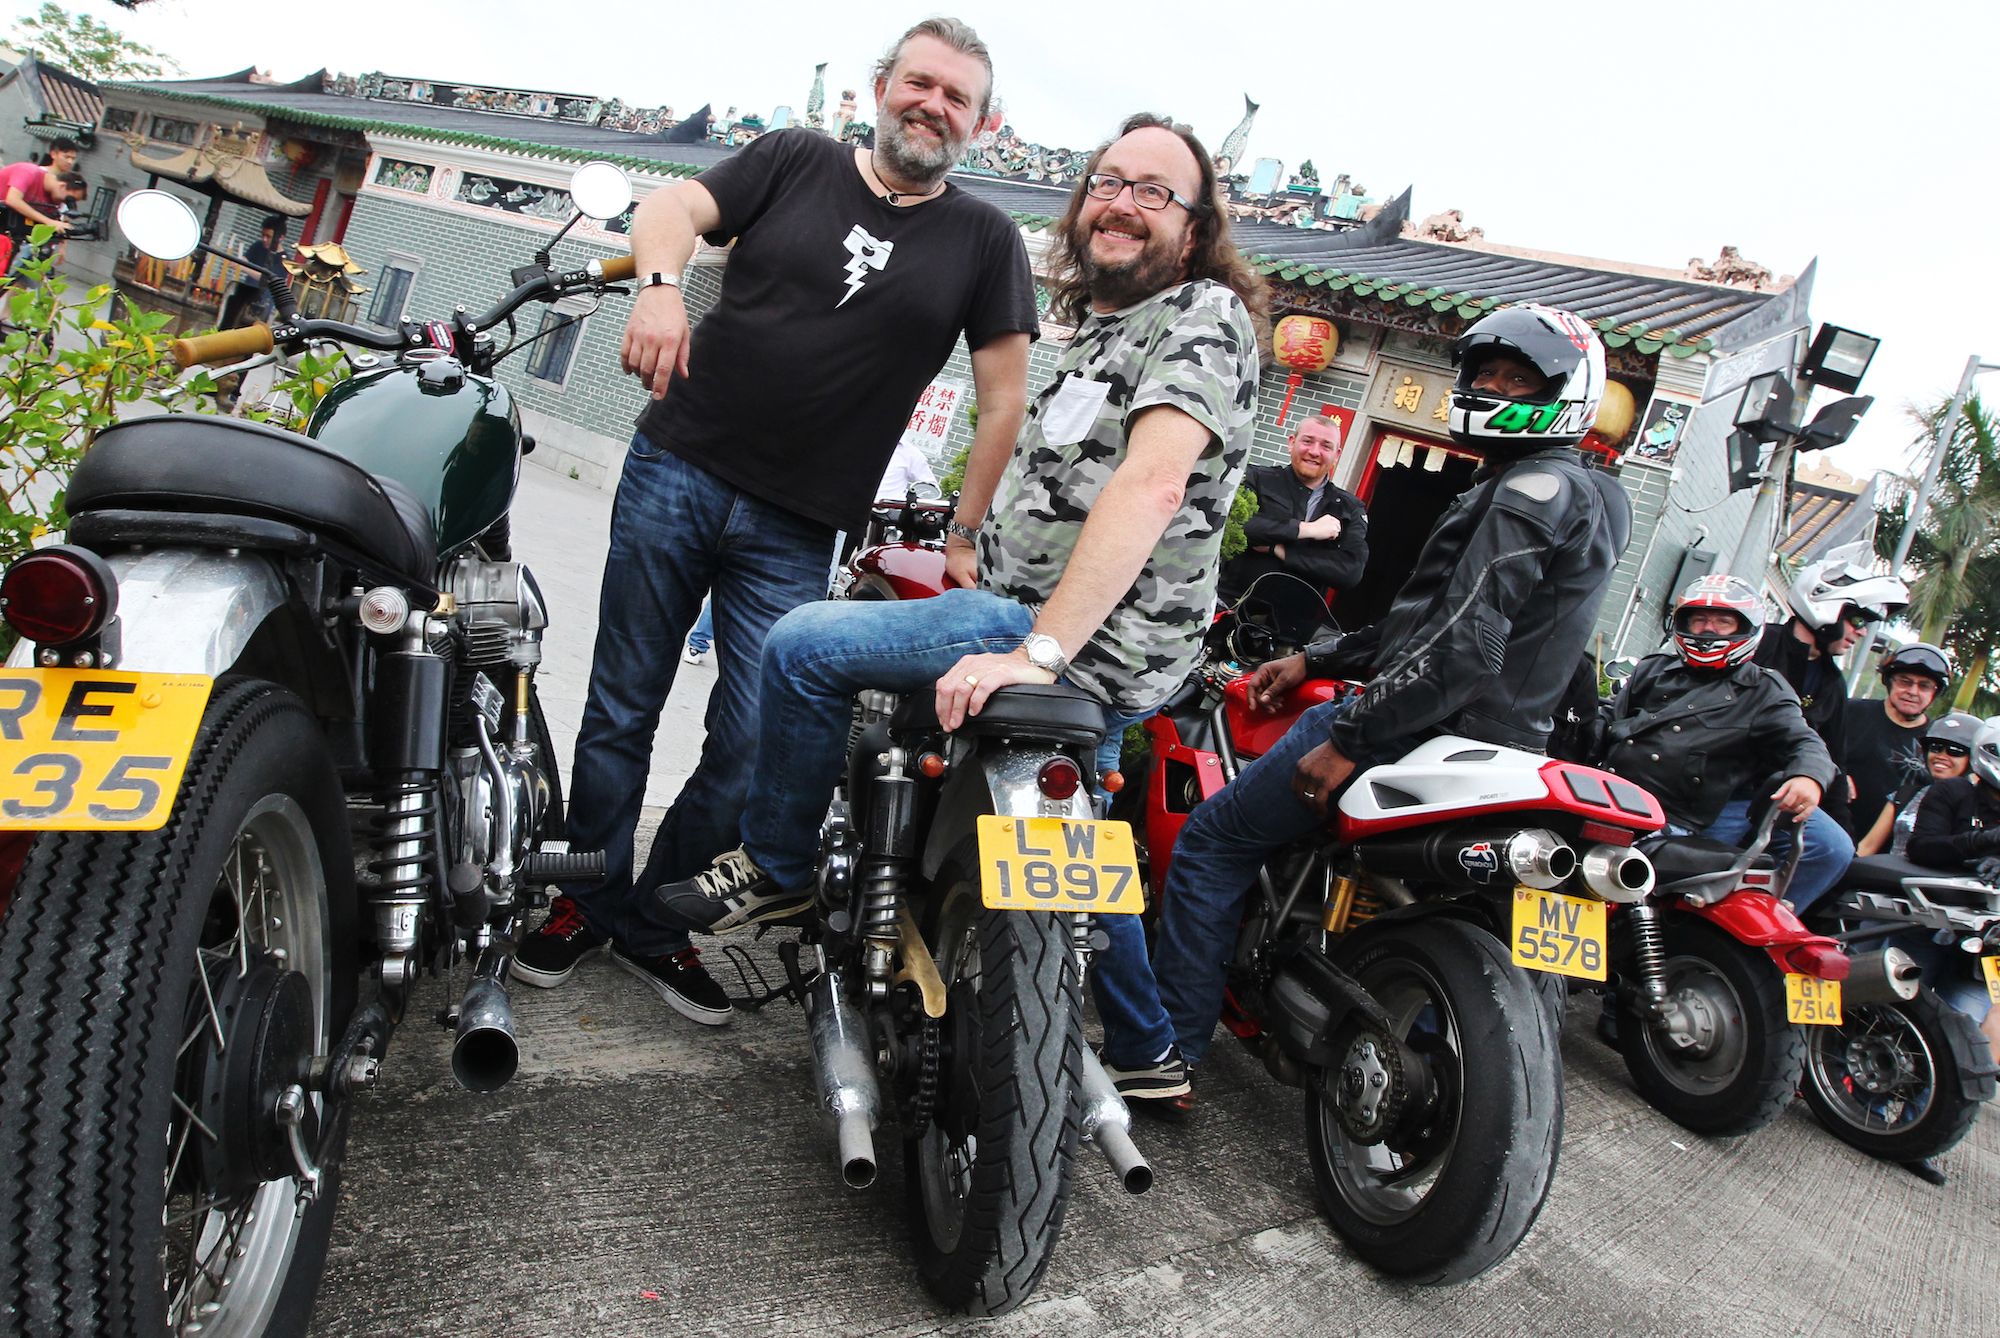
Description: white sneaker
xmin=682 ymin=646 xmax=706 ymax=665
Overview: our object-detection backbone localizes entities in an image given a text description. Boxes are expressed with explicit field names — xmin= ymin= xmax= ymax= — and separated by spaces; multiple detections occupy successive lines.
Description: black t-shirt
xmin=1841 ymin=699 xmax=1929 ymax=836
xmin=638 ymin=129 xmax=1039 ymax=530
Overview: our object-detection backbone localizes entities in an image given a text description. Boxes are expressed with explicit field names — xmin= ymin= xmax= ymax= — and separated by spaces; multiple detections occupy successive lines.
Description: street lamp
xmin=1799 ymin=324 xmax=1881 ymax=394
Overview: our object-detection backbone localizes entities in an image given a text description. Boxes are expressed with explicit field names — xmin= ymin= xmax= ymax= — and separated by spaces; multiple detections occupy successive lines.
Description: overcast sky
xmin=14 ymin=0 xmax=1997 ymax=478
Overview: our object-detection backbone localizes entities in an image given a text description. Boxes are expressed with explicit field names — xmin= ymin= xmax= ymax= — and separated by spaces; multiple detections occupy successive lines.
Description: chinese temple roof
xmin=3 ymin=53 xmax=104 ymax=131
xmin=116 ymin=72 xmax=1795 ymax=359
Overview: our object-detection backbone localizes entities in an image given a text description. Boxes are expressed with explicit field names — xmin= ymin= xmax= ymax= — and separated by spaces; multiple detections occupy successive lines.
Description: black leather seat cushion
xmin=70 ymin=416 xmax=435 ymax=581
xmin=891 ymin=681 xmax=1108 ymax=745
xmin=1841 ymin=855 xmax=1995 ymax=909
xmin=1642 ymin=835 xmax=1774 ymax=884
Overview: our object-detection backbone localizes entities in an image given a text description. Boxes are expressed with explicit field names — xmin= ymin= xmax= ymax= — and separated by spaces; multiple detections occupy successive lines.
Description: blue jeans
xmin=685 ymin=599 xmax=714 ymax=655
xmin=1701 ymin=800 xmax=1853 ymax=914
xmin=1099 ymin=697 xmax=1351 ymax=1068
xmin=565 ymin=438 xmax=837 ymax=956
xmin=645 ymin=588 xmax=1175 ymax=1062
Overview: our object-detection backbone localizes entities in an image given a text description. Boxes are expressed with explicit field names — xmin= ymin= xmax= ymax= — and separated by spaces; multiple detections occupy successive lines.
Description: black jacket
xmin=1748 ymin=621 xmax=1852 ymax=824
xmin=1316 ymin=446 xmax=1631 ymax=759
xmin=1221 ymin=462 xmax=1370 ymax=599
xmin=1600 ymin=654 xmax=1837 ymax=830
xmin=1907 ymin=775 xmax=2000 ymax=870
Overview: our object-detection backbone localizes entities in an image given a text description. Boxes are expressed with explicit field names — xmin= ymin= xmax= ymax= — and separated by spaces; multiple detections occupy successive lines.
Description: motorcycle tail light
xmin=1784 ymin=942 xmax=1850 ymax=981
xmin=1037 ymin=757 xmax=1082 ymax=801
xmin=0 ymin=546 xmax=116 ymax=645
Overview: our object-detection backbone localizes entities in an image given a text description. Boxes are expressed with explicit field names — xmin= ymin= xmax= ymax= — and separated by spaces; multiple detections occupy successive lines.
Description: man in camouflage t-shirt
xmin=648 ymin=120 xmax=1266 ymax=1084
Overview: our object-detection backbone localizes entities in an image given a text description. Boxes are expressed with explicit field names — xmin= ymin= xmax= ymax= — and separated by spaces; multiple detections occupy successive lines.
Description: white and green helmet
xmin=1448 ymin=303 xmax=1607 ymax=453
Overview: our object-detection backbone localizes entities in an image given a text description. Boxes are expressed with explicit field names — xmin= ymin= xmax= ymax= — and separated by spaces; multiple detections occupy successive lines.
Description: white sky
xmin=13 ymin=0 xmax=1998 ymax=478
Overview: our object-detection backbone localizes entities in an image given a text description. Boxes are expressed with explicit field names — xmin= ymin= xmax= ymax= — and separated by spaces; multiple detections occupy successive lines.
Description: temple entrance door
xmin=1342 ymin=433 xmax=1478 ymax=629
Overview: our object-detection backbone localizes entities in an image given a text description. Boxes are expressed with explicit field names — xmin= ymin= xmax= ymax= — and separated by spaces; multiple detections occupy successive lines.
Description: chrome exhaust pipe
xmin=1504 ymin=829 xmax=1578 ymax=890
xmin=806 ymin=967 xmax=881 ymax=1189
xmin=1581 ymin=843 xmax=1655 ymax=903
xmin=1077 ymin=1051 xmax=1154 ymax=1195
xmin=1355 ymin=824 xmax=1575 ymax=890
xmin=1842 ymin=946 xmax=1922 ymax=1006
xmin=452 ymin=949 xmax=520 ymax=1093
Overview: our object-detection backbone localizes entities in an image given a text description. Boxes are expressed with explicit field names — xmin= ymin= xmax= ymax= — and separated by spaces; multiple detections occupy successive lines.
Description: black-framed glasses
xmin=1084 ymin=172 xmax=1199 ymax=213
xmin=1926 ymin=741 xmax=1971 ymax=757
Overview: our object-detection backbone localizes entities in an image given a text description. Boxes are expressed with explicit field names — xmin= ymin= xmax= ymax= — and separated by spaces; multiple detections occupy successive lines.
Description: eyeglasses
xmin=1083 ymin=173 xmax=1200 ymax=213
xmin=1926 ymin=741 xmax=1971 ymax=757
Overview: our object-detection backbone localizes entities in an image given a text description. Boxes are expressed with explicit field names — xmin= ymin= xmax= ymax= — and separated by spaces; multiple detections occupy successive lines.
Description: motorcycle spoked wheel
xmin=904 ymin=842 xmax=1085 ymax=1316
xmin=0 ymin=680 xmax=356 ymax=1336
xmin=1799 ymin=987 xmax=1988 ymax=1163
xmin=1304 ymin=916 xmax=1563 ymax=1285
xmin=1616 ymin=918 xmax=1801 ymax=1136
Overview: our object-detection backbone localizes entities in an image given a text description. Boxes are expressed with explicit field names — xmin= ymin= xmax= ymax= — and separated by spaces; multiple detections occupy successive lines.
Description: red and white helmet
xmin=1668 ymin=574 xmax=1764 ymax=669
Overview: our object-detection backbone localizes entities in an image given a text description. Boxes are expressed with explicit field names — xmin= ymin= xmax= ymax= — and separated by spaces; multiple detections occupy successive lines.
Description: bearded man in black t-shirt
xmin=514 ymin=17 xmax=1040 ymax=1022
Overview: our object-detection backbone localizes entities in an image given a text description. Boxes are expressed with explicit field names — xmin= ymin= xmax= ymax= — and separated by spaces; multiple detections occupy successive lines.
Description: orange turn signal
xmin=1101 ymin=770 xmax=1126 ymax=794
xmin=918 ymin=752 xmax=948 ymax=779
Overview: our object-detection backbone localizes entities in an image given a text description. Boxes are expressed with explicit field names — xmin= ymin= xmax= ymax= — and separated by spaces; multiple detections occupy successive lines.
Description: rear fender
xmin=1679 ymin=890 xmax=1847 ymax=977
xmin=102 ymin=547 xmax=290 ymax=676
xmin=919 ymin=741 xmax=1094 ymax=881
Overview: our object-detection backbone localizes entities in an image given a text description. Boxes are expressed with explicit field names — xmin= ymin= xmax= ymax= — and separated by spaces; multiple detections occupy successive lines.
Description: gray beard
xmin=875 ymin=112 xmax=962 ymax=190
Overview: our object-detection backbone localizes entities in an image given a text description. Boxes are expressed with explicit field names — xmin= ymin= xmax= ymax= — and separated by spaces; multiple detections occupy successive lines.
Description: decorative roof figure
xmin=806 ymin=62 xmax=826 ymax=131
xmin=1215 ymin=94 xmax=1258 ymax=171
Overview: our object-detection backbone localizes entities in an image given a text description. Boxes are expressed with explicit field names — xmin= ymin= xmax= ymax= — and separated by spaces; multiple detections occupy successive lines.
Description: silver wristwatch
xmin=1022 ymin=633 xmax=1070 ymax=677
xmin=947 ymin=519 xmax=979 ymax=545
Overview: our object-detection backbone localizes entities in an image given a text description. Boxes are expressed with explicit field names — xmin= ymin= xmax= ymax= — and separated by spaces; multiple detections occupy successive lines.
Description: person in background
xmin=1217 ymin=411 xmax=1368 ymax=604
xmin=1903 ymin=717 xmax=2000 ymax=1062
xmin=0 ymin=153 xmax=84 ymax=276
xmin=1858 ymin=710 xmax=1979 ymax=857
xmin=1840 ymin=642 xmax=1950 ymax=841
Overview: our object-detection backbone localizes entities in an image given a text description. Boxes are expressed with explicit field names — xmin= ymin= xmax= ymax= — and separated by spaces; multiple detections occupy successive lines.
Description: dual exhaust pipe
xmin=1357 ymin=824 xmax=1654 ymax=903
xmin=802 ymin=966 xmax=1151 ymax=1195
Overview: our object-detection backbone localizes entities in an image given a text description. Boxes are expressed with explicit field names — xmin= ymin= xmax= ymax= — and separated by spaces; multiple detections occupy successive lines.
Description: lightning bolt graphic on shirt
xmin=838 ymin=224 xmax=894 ymax=308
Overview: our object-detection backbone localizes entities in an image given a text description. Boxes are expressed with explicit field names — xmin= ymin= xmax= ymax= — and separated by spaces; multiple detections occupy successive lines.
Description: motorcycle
xmin=1799 ymin=856 xmax=2000 ymax=1164
xmin=831 ymin=485 xmax=953 ymax=601
xmin=1598 ymin=803 xmax=1851 ymax=1136
xmin=0 ymin=164 xmax=637 ymax=1333
xmin=1115 ymin=576 xmax=1661 ymax=1283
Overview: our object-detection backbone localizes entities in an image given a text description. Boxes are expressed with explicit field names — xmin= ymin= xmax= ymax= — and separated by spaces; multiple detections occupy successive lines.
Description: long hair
xmin=1041 ymin=113 xmax=1269 ymax=337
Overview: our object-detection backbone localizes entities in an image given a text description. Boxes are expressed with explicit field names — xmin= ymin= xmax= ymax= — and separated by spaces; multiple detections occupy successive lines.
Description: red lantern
xmin=1272 ymin=315 xmax=1337 ymax=425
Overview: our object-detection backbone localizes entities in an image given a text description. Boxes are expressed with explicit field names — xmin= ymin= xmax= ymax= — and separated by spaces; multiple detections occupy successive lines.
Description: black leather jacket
xmin=1907 ymin=775 xmax=2000 ymax=869
xmin=1314 ymin=445 xmax=1631 ymax=759
xmin=1221 ymin=462 xmax=1370 ymax=598
xmin=1600 ymin=653 xmax=1836 ymax=830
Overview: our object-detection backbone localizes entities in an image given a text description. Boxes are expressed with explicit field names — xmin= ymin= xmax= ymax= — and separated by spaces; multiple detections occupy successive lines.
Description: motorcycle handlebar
xmin=595 ymin=254 xmax=636 ymax=283
xmin=168 ymin=323 xmax=276 ymax=369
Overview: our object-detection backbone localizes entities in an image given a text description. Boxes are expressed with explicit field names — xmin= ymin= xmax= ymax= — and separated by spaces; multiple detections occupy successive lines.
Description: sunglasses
xmin=1926 ymin=741 xmax=1970 ymax=757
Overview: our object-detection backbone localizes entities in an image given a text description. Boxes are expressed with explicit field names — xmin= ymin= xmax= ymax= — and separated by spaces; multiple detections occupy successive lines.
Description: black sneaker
xmin=609 ymin=945 xmax=734 ymax=1027
xmin=1101 ymin=1046 xmax=1194 ymax=1118
xmin=652 ymin=847 xmax=811 ymax=934
xmin=511 ymin=895 xmax=606 ymax=988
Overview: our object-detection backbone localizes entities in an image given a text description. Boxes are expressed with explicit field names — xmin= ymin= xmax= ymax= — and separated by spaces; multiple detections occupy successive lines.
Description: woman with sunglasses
xmin=1857 ymin=710 xmax=1981 ymax=856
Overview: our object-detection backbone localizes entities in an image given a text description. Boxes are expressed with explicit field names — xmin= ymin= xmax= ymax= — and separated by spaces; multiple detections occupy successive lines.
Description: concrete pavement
xmin=307 ymin=461 xmax=1997 ymax=1337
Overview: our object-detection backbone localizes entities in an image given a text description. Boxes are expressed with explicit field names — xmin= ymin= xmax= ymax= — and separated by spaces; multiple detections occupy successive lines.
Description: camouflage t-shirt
xmin=978 ymin=278 xmax=1260 ymax=711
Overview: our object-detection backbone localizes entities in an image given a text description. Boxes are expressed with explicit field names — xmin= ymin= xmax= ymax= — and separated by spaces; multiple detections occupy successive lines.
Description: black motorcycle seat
xmin=890 ymin=681 xmax=1108 ymax=746
xmin=1843 ymin=854 xmax=1994 ymax=906
xmin=68 ymin=416 xmax=436 ymax=582
xmin=1642 ymin=835 xmax=1774 ymax=884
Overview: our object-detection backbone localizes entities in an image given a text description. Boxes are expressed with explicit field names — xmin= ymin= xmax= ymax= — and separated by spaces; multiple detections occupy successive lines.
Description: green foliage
xmin=938 ymin=443 xmax=970 ymax=496
xmin=1221 ymin=484 xmax=1257 ymax=563
xmin=8 ymin=3 xmax=178 ymax=80
xmin=0 ymin=236 xmax=344 ymax=652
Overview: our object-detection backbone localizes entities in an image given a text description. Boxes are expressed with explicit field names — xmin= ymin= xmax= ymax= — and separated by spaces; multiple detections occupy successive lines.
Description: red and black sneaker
xmin=609 ymin=945 xmax=734 ymax=1026
xmin=510 ymin=895 xmax=608 ymax=988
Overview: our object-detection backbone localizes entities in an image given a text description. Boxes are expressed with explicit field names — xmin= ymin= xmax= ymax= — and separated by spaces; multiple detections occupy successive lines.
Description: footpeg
xmin=522 ymin=848 xmax=607 ymax=881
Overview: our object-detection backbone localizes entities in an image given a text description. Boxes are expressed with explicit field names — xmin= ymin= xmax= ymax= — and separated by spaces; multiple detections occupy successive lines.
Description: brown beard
xmin=1074 ymin=217 xmax=1186 ymax=310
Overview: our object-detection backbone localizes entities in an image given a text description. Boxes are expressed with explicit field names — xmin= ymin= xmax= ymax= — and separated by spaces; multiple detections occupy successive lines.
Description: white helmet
xmin=1786 ymin=541 xmax=1908 ymax=634
xmin=1974 ymin=718 xmax=2000 ymax=791
xmin=1448 ymin=304 xmax=1606 ymax=454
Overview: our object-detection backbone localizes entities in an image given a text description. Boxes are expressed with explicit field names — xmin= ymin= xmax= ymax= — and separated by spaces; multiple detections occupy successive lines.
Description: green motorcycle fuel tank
xmin=304 ymin=360 xmax=522 ymax=560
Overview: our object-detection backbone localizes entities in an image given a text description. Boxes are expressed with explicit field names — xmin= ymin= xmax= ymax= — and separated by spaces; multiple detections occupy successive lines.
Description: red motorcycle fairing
xmin=1221 ymin=673 xmax=1356 ymax=759
xmin=1681 ymin=889 xmax=1850 ymax=980
xmin=1137 ymin=713 xmax=1229 ymax=891
xmin=850 ymin=543 xmax=948 ymax=600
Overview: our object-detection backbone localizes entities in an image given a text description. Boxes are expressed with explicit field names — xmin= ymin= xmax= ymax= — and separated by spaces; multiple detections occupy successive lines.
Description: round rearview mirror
xmin=568 ymin=161 xmax=632 ymax=221
xmin=116 ymin=189 xmax=202 ymax=261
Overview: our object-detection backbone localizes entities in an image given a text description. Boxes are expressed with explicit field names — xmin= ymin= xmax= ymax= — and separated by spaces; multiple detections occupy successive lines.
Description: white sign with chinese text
xmin=903 ymin=379 xmax=968 ymax=455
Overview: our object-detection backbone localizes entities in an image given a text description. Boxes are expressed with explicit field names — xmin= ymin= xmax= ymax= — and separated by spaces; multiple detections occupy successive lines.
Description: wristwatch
xmin=1022 ymin=633 xmax=1070 ymax=677
xmin=637 ymin=270 xmax=682 ymax=292
xmin=947 ymin=519 xmax=979 ymax=545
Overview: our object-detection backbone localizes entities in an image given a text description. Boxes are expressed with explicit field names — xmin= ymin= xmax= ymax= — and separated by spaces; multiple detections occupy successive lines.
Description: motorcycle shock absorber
xmin=1627 ymin=902 xmax=1670 ymax=1010
xmin=858 ymin=746 xmax=919 ymax=998
xmin=368 ymin=771 xmax=443 ymax=991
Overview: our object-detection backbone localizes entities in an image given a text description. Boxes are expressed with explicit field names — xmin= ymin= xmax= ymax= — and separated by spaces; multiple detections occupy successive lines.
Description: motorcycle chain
xmin=905 ymin=1017 xmax=942 ymax=1134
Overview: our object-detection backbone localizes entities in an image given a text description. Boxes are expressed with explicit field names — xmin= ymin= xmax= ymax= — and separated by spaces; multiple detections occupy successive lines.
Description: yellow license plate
xmin=1983 ymin=956 xmax=1999 ymax=1006
xmin=0 ymin=670 xmax=213 ymax=831
xmin=1785 ymin=973 xmax=1843 ymax=1026
xmin=1510 ymin=886 xmax=1607 ymax=981
xmin=976 ymin=815 xmax=1144 ymax=915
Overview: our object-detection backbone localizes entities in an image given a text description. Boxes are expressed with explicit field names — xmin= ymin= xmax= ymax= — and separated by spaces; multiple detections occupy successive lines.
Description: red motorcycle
xmin=1113 ymin=579 xmax=1661 ymax=1281
xmin=833 ymin=488 xmax=952 ymax=601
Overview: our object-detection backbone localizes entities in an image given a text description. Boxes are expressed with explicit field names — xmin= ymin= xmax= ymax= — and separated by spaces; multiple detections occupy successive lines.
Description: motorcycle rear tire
xmin=0 ymin=679 xmax=356 ymax=1335
xmin=1617 ymin=917 xmax=1801 ymax=1136
xmin=905 ymin=846 xmax=1085 ymax=1316
xmin=1799 ymin=986 xmax=1990 ymax=1163
xmin=1306 ymin=916 xmax=1563 ymax=1284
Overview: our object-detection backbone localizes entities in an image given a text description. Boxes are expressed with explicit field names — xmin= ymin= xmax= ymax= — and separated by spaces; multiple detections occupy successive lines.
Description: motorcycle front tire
xmin=1306 ymin=916 xmax=1564 ymax=1284
xmin=0 ymin=679 xmax=356 ymax=1335
xmin=905 ymin=843 xmax=1085 ymax=1316
xmin=1617 ymin=917 xmax=1801 ymax=1136
xmin=1799 ymin=986 xmax=1991 ymax=1163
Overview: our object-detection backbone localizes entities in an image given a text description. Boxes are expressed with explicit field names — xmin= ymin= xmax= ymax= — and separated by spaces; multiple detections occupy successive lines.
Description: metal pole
xmin=1725 ymin=408 xmax=1799 ymax=580
xmin=1849 ymin=354 xmax=1991 ymax=681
